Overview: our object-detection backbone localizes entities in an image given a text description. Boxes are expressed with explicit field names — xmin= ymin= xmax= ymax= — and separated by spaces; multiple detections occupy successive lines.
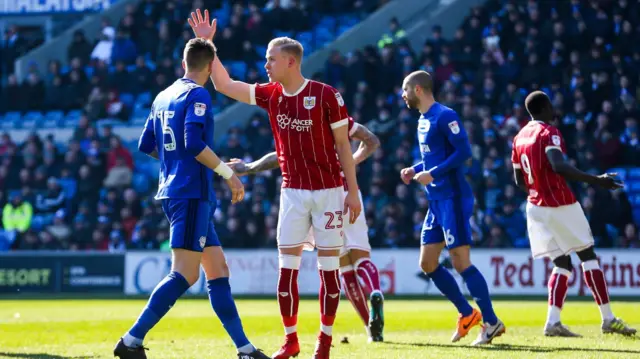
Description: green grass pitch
xmin=0 ymin=298 xmax=639 ymax=359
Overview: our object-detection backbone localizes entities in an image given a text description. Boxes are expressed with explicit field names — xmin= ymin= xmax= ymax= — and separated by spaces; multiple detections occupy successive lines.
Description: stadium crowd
xmin=1 ymin=0 xmax=640 ymax=251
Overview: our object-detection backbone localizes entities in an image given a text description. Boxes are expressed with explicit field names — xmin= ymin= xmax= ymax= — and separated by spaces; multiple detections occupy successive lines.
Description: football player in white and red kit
xmin=189 ymin=11 xmax=362 ymax=359
xmin=227 ymin=118 xmax=386 ymax=342
xmin=512 ymin=91 xmax=636 ymax=337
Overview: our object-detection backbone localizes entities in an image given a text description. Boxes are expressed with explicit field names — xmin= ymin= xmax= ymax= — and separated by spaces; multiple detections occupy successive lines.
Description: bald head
xmin=405 ymin=70 xmax=433 ymax=95
xmin=402 ymin=70 xmax=434 ymax=111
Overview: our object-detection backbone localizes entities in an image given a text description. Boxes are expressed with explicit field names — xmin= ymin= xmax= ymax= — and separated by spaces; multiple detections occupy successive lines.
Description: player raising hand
xmin=190 ymin=9 xmax=361 ymax=359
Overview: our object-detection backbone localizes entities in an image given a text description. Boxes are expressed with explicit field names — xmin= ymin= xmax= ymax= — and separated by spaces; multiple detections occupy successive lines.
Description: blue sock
xmin=207 ymin=278 xmax=251 ymax=350
xmin=427 ymin=265 xmax=473 ymax=316
xmin=128 ymin=271 xmax=191 ymax=340
xmin=461 ymin=265 xmax=498 ymax=325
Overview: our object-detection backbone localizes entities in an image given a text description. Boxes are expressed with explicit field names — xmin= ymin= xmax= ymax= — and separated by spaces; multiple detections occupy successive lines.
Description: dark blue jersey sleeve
xmin=184 ymin=87 xmax=212 ymax=126
xmin=138 ymin=106 xmax=156 ymax=154
xmin=430 ymin=110 xmax=471 ymax=179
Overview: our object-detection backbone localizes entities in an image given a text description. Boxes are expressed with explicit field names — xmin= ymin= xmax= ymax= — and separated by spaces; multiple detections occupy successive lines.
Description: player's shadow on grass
xmin=0 ymin=353 xmax=95 ymax=359
xmin=384 ymin=341 xmax=640 ymax=355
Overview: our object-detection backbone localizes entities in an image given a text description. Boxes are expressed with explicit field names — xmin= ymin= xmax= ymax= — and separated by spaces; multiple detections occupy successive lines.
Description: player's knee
xmin=279 ymin=254 xmax=302 ymax=270
xmin=552 ymin=255 xmax=573 ymax=272
xmin=449 ymin=247 xmax=471 ymax=274
xmin=576 ymin=246 xmax=597 ymax=262
xmin=317 ymin=256 xmax=340 ymax=271
xmin=420 ymin=257 xmax=438 ymax=274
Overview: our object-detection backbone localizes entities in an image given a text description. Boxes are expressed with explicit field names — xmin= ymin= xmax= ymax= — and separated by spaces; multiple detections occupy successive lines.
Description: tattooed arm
xmin=228 ymin=152 xmax=280 ymax=176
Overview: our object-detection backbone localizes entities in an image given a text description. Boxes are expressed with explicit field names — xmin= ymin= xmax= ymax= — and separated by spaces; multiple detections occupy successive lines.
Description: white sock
xmin=237 ymin=343 xmax=256 ymax=354
xmin=284 ymin=325 xmax=297 ymax=335
xmin=546 ymin=306 xmax=562 ymax=325
xmin=321 ymin=324 xmax=333 ymax=336
xmin=123 ymin=332 xmax=143 ymax=348
xmin=599 ymin=303 xmax=615 ymax=322
xmin=365 ymin=325 xmax=371 ymax=338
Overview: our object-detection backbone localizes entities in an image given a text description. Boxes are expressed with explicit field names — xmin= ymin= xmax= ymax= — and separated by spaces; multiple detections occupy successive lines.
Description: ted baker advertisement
xmin=124 ymin=249 xmax=640 ymax=296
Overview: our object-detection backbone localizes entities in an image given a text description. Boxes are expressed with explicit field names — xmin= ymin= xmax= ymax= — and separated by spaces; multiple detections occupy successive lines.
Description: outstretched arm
xmin=350 ymin=123 xmax=380 ymax=165
xmin=229 ymin=152 xmax=280 ymax=176
xmin=546 ymin=149 xmax=621 ymax=189
xmin=188 ymin=10 xmax=252 ymax=104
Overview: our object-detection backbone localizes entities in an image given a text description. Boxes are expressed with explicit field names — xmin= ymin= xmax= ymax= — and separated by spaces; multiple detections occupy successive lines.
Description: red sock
xmin=340 ymin=267 xmax=370 ymax=325
xmin=548 ymin=268 xmax=570 ymax=309
xmin=582 ymin=260 xmax=610 ymax=305
xmin=320 ymin=269 xmax=341 ymax=336
xmin=355 ymin=258 xmax=381 ymax=296
xmin=278 ymin=267 xmax=299 ymax=335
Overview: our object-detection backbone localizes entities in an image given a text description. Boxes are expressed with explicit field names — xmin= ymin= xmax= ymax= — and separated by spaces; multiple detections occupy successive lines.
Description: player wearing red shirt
xmin=189 ymin=11 xmax=362 ymax=358
xmin=226 ymin=118 xmax=386 ymax=343
xmin=512 ymin=91 xmax=635 ymax=337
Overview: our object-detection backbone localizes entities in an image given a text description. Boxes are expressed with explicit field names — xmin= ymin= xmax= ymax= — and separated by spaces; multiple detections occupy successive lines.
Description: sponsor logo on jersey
xmin=276 ymin=114 xmax=312 ymax=132
xmin=418 ymin=119 xmax=430 ymax=132
xmin=194 ymin=102 xmax=206 ymax=116
xmin=303 ymin=96 xmax=316 ymax=109
xmin=448 ymin=121 xmax=460 ymax=134
xmin=335 ymin=92 xmax=344 ymax=107
xmin=552 ymin=135 xmax=561 ymax=146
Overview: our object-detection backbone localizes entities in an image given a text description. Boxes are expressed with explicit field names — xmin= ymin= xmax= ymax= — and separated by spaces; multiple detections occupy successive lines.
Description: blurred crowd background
xmin=1 ymin=0 xmax=640 ymax=251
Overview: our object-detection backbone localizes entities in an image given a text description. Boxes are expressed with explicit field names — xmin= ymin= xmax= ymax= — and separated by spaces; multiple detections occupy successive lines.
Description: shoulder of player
xmin=185 ymin=85 xmax=211 ymax=101
xmin=435 ymin=106 xmax=460 ymax=126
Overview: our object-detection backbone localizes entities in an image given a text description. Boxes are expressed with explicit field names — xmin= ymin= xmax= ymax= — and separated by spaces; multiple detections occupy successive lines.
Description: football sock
xmin=547 ymin=267 xmax=570 ymax=325
xmin=340 ymin=265 xmax=370 ymax=325
xmin=427 ymin=265 xmax=473 ymax=317
xmin=319 ymin=257 xmax=341 ymax=337
xmin=354 ymin=258 xmax=383 ymax=297
xmin=127 ymin=271 xmax=190 ymax=344
xmin=461 ymin=265 xmax=498 ymax=325
xmin=207 ymin=278 xmax=253 ymax=352
xmin=582 ymin=260 xmax=614 ymax=321
xmin=278 ymin=255 xmax=301 ymax=336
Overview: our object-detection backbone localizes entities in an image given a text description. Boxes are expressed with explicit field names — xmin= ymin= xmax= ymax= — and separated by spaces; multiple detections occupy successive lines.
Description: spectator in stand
xmin=103 ymin=158 xmax=133 ymax=189
xmin=2 ymin=193 xmax=32 ymax=235
xmin=91 ymin=27 xmax=116 ymax=64
xmin=68 ymin=30 xmax=93 ymax=65
xmin=377 ymin=17 xmax=406 ymax=49
xmin=35 ymin=177 xmax=66 ymax=218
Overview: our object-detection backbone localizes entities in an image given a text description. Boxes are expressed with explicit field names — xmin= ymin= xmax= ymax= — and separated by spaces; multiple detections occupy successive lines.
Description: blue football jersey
xmin=145 ymin=78 xmax=215 ymax=201
xmin=415 ymin=102 xmax=472 ymax=200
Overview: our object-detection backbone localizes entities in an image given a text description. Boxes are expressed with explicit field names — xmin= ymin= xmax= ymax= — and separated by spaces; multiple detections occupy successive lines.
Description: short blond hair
xmin=268 ymin=37 xmax=304 ymax=63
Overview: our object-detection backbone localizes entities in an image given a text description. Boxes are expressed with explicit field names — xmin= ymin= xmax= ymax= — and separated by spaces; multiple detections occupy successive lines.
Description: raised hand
xmin=188 ymin=9 xmax=217 ymax=41
xmin=400 ymin=167 xmax=415 ymax=185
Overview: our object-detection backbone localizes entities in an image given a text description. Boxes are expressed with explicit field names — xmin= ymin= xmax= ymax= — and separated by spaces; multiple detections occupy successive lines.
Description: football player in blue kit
xmin=400 ymin=70 xmax=505 ymax=345
xmin=113 ymin=38 xmax=270 ymax=359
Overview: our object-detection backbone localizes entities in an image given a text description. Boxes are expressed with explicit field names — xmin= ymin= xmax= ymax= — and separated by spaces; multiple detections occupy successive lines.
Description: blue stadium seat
xmin=337 ymin=25 xmax=351 ymax=36
xmin=120 ymin=93 xmax=135 ymax=108
xmin=43 ymin=111 xmax=64 ymax=128
xmin=229 ymin=61 xmax=248 ymax=79
xmin=61 ymin=65 xmax=70 ymax=75
xmin=22 ymin=111 xmax=44 ymax=130
xmin=136 ymin=92 xmax=152 ymax=107
xmin=255 ymin=61 xmax=267 ymax=76
xmin=629 ymin=168 xmax=640 ymax=179
xmin=629 ymin=181 xmax=640 ymax=194
xmin=85 ymin=66 xmax=95 ymax=79
xmin=2 ymin=112 xmax=21 ymax=129
xmin=64 ymin=110 xmax=83 ymax=127
xmin=255 ymin=45 xmax=267 ymax=56
xmin=131 ymin=108 xmax=150 ymax=126
xmin=132 ymin=172 xmax=151 ymax=193
xmin=633 ymin=209 xmax=640 ymax=224
xmin=274 ymin=31 xmax=294 ymax=39
xmin=338 ymin=14 xmax=359 ymax=27
xmin=319 ymin=16 xmax=337 ymax=30
xmin=315 ymin=27 xmax=334 ymax=46
xmin=609 ymin=167 xmax=627 ymax=180
xmin=126 ymin=65 xmax=137 ymax=73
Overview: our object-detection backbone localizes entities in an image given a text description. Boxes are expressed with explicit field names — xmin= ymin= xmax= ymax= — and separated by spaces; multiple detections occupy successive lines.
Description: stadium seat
xmin=136 ymin=92 xmax=152 ymax=107
xmin=131 ymin=108 xmax=150 ymax=125
xmin=229 ymin=61 xmax=248 ymax=79
xmin=64 ymin=110 xmax=83 ymax=127
xmin=633 ymin=209 xmax=640 ymax=224
xmin=43 ymin=111 xmax=64 ymax=128
xmin=629 ymin=168 xmax=640 ymax=179
xmin=120 ymin=93 xmax=136 ymax=108
xmin=2 ymin=112 xmax=21 ymax=129
xmin=318 ymin=16 xmax=337 ymax=30
xmin=132 ymin=172 xmax=151 ymax=193
xmin=22 ymin=112 xmax=44 ymax=130
xmin=337 ymin=25 xmax=352 ymax=36
xmin=85 ymin=66 xmax=94 ymax=79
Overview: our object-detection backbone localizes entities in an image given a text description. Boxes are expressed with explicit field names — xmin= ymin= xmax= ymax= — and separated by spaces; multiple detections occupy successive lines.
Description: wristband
xmin=214 ymin=162 xmax=234 ymax=179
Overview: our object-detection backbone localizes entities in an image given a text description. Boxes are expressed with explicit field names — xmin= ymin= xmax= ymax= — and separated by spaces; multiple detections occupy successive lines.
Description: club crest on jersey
xmin=418 ymin=119 xmax=430 ymax=132
xmin=303 ymin=96 xmax=316 ymax=109
xmin=199 ymin=236 xmax=206 ymax=248
xmin=335 ymin=92 xmax=344 ymax=107
xmin=448 ymin=121 xmax=460 ymax=134
xmin=194 ymin=102 xmax=206 ymax=116
xmin=552 ymin=135 xmax=561 ymax=146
